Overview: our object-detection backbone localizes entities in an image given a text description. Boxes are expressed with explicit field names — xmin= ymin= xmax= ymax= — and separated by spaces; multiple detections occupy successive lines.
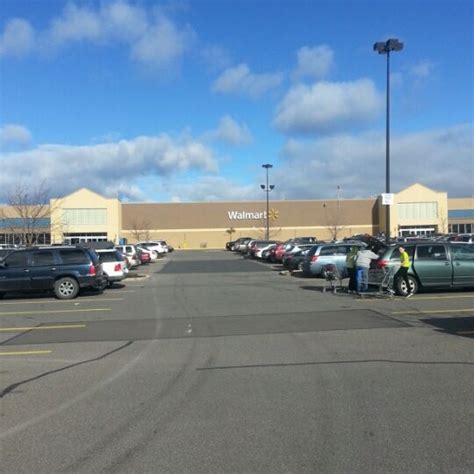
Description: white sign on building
xmin=228 ymin=211 xmax=266 ymax=220
xmin=381 ymin=193 xmax=394 ymax=206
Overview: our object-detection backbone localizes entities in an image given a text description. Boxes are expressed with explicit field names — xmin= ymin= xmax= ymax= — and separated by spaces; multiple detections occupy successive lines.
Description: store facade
xmin=1 ymin=184 xmax=472 ymax=248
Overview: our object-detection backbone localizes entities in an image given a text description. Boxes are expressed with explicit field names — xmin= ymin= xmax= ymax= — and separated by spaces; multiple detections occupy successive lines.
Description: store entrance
xmin=63 ymin=233 xmax=108 ymax=245
xmin=398 ymin=226 xmax=436 ymax=237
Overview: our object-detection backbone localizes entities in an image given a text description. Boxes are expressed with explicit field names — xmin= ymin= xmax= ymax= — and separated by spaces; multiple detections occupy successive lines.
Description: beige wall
xmin=121 ymin=224 xmax=378 ymax=249
xmin=50 ymin=188 xmax=122 ymax=244
xmin=378 ymin=183 xmax=449 ymax=236
xmin=121 ymin=198 xmax=379 ymax=249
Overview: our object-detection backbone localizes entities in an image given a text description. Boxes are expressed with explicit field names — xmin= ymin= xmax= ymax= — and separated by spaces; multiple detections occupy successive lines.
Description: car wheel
xmin=395 ymin=275 xmax=418 ymax=296
xmin=298 ymin=262 xmax=304 ymax=271
xmin=54 ymin=277 xmax=80 ymax=300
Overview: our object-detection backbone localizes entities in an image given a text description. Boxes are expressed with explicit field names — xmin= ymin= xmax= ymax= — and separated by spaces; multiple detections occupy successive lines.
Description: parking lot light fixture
xmin=373 ymin=38 xmax=404 ymax=244
xmin=261 ymin=164 xmax=274 ymax=240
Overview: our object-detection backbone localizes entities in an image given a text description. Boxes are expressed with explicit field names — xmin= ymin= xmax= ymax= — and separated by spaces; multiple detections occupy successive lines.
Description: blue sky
xmin=0 ymin=0 xmax=472 ymax=203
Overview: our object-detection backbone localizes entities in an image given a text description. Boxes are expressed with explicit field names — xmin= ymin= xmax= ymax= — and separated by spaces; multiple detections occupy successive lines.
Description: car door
xmin=0 ymin=251 xmax=31 ymax=292
xmin=413 ymin=244 xmax=452 ymax=287
xmin=29 ymin=250 xmax=58 ymax=290
xmin=450 ymin=244 xmax=474 ymax=287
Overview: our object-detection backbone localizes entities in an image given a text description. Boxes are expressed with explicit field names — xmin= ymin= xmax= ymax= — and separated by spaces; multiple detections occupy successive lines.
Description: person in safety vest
xmin=395 ymin=246 xmax=413 ymax=297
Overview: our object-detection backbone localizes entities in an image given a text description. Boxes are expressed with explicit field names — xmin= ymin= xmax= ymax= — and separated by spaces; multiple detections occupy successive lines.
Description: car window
xmin=59 ymin=249 xmax=90 ymax=264
xmin=320 ymin=247 xmax=337 ymax=256
xmin=98 ymin=251 xmax=118 ymax=262
xmin=389 ymin=246 xmax=415 ymax=260
xmin=31 ymin=251 xmax=55 ymax=266
xmin=416 ymin=245 xmax=447 ymax=260
xmin=450 ymin=244 xmax=474 ymax=261
xmin=4 ymin=251 xmax=29 ymax=267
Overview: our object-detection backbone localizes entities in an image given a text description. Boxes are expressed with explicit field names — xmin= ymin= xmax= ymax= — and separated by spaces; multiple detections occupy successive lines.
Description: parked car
xmin=283 ymin=247 xmax=313 ymax=272
xmin=0 ymin=246 xmax=106 ymax=299
xmin=0 ymin=248 xmax=16 ymax=261
xmin=302 ymin=242 xmax=366 ymax=278
xmin=137 ymin=241 xmax=167 ymax=255
xmin=227 ymin=237 xmax=253 ymax=252
xmin=369 ymin=241 xmax=474 ymax=296
xmin=115 ymin=245 xmax=140 ymax=268
xmin=449 ymin=234 xmax=474 ymax=244
xmin=235 ymin=238 xmax=253 ymax=253
xmin=96 ymin=249 xmax=128 ymax=286
xmin=136 ymin=244 xmax=158 ymax=261
xmin=137 ymin=249 xmax=151 ymax=264
xmin=282 ymin=244 xmax=316 ymax=269
xmin=254 ymin=241 xmax=278 ymax=259
xmin=247 ymin=240 xmax=277 ymax=258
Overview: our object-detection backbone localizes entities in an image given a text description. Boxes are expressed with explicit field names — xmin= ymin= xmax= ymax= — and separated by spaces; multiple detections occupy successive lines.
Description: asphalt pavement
xmin=1 ymin=250 xmax=473 ymax=473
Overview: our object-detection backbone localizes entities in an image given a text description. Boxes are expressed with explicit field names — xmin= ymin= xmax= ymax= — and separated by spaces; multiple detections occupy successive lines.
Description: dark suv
xmin=0 ymin=246 xmax=106 ymax=300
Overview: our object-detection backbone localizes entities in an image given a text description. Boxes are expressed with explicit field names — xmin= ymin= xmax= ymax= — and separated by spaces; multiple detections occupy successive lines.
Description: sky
xmin=0 ymin=0 xmax=473 ymax=204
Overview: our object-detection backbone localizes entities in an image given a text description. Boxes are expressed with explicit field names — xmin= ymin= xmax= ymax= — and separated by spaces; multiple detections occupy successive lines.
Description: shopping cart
xmin=365 ymin=265 xmax=396 ymax=298
xmin=322 ymin=264 xmax=343 ymax=294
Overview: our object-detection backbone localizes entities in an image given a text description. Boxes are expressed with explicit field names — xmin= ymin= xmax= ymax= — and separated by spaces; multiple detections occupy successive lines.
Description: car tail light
xmin=88 ymin=264 xmax=96 ymax=276
xmin=376 ymin=259 xmax=389 ymax=269
xmin=310 ymin=255 xmax=319 ymax=263
xmin=114 ymin=263 xmax=121 ymax=271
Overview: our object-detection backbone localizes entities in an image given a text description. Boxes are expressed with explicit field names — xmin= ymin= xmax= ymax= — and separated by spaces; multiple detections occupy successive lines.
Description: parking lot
xmin=1 ymin=250 xmax=473 ymax=473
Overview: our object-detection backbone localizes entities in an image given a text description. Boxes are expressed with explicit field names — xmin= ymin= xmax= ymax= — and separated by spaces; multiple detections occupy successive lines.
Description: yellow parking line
xmin=0 ymin=298 xmax=123 ymax=305
xmin=392 ymin=308 xmax=474 ymax=315
xmin=0 ymin=308 xmax=110 ymax=317
xmin=0 ymin=350 xmax=52 ymax=356
xmin=0 ymin=324 xmax=86 ymax=332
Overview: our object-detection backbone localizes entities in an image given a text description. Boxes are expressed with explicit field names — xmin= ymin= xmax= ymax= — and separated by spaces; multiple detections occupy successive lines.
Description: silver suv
xmin=301 ymin=242 xmax=366 ymax=278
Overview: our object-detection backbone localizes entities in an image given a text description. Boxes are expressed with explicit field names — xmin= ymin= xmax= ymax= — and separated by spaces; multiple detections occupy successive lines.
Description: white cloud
xmin=207 ymin=116 xmax=252 ymax=146
xmin=200 ymin=45 xmax=232 ymax=71
xmin=410 ymin=60 xmax=435 ymax=79
xmin=47 ymin=3 xmax=102 ymax=45
xmin=0 ymin=134 xmax=218 ymax=201
xmin=0 ymin=18 xmax=35 ymax=58
xmin=274 ymin=79 xmax=383 ymax=135
xmin=212 ymin=63 xmax=284 ymax=98
xmin=277 ymin=123 xmax=473 ymax=199
xmin=0 ymin=124 xmax=32 ymax=146
xmin=293 ymin=45 xmax=334 ymax=80
xmin=166 ymin=176 xmax=257 ymax=202
xmin=130 ymin=14 xmax=194 ymax=67
xmin=0 ymin=1 xmax=194 ymax=68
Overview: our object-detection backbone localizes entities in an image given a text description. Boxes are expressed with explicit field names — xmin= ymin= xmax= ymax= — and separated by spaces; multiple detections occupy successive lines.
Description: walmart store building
xmin=1 ymin=183 xmax=473 ymax=248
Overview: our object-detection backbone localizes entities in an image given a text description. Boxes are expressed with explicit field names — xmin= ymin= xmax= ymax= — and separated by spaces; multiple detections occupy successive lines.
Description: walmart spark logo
xmin=269 ymin=208 xmax=279 ymax=221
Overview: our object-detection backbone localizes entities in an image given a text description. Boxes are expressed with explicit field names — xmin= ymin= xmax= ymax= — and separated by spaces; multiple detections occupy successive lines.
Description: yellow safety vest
xmin=400 ymin=251 xmax=410 ymax=268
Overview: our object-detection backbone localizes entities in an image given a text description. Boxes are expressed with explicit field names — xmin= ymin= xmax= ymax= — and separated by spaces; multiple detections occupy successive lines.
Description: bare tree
xmin=0 ymin=181 xmax=61 ymax=246
xmin=130 ymin=219 xmax=152 ymax=242
xmin=323 ymin=202 xmax=344 ymax=240
xmin=225 ymin=227 xmax=236 ymax=241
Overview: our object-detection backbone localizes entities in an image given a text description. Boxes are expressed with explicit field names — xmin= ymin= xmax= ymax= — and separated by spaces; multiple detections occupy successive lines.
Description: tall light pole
xmin=260 ymin=164 xmax=274 ymax=240
xmin=374 ymin=38 xmax=403 ymax=244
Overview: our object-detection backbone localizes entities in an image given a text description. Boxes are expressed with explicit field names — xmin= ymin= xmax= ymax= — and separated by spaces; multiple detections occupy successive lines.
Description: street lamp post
xmin=260 ymin=164 xmax=274 ymax=240
xmin=373 ymin=38 xmax=403 ymax=244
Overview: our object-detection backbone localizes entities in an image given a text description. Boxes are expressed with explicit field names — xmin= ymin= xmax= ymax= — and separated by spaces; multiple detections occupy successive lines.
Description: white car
xmin=115 ymin=245 xmax=140 ymax=268
xmin=137 ymin=241 xmax=167 ymax=255
xmin=96 ymin=249 xmax=129 ymax=286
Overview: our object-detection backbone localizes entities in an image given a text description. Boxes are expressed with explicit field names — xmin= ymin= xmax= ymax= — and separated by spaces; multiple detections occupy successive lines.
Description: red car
xmin=138 ymin=250 xmax=151 ymax=264
xmin=273 ymin=242 xmax=287 ymax=262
